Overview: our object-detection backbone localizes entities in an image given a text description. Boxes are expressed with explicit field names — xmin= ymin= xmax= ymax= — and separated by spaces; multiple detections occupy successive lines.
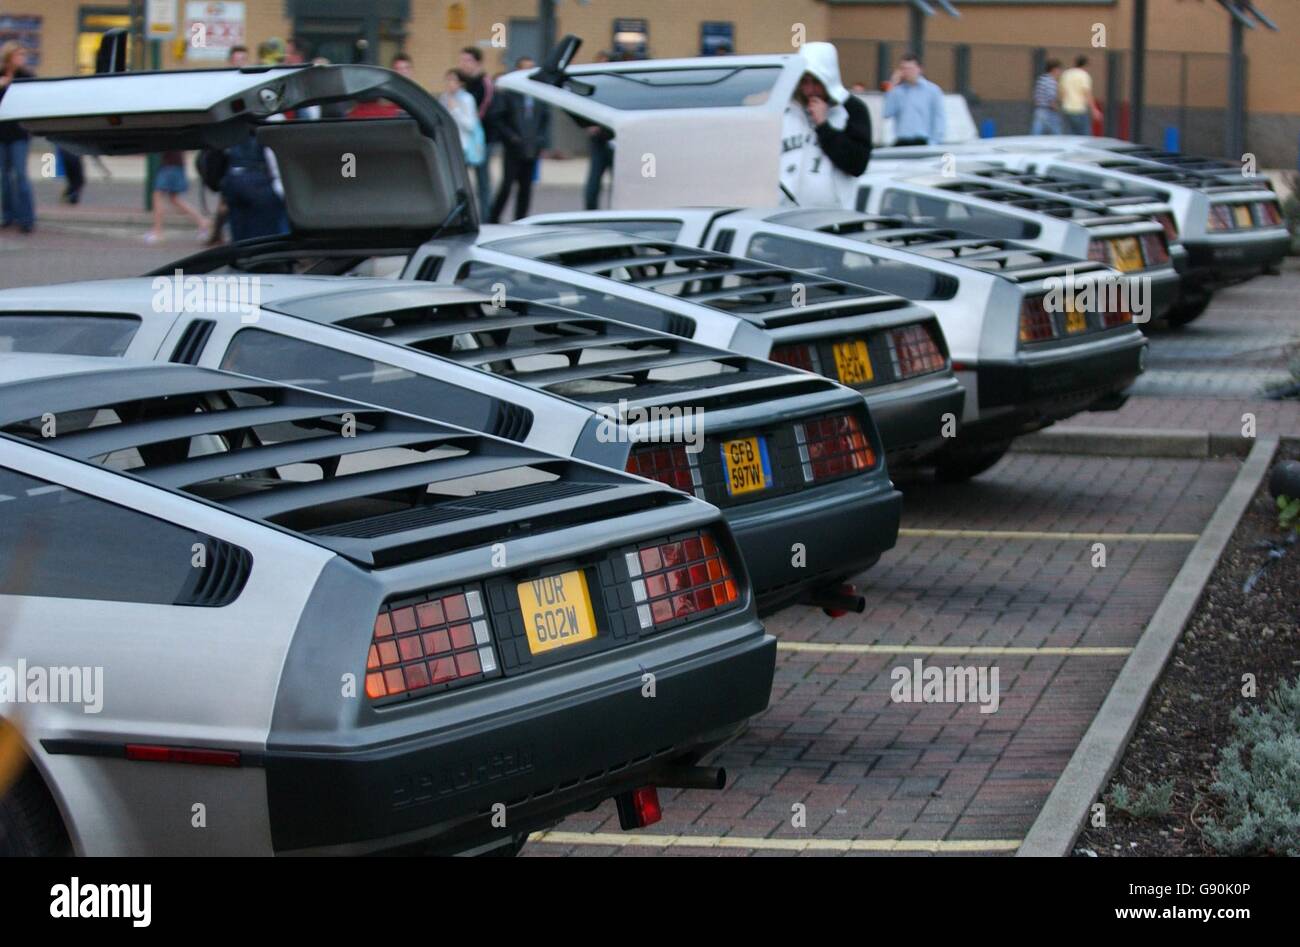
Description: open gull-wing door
xmin=499 ymin=38 xmax=800 ymax=209
xmin=0 ymin=64 xmax=478 ymax=237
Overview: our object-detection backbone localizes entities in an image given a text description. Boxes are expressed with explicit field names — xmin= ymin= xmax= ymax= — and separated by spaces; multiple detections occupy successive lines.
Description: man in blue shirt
xmin=882 ymin=53 xmax=946 ymax=146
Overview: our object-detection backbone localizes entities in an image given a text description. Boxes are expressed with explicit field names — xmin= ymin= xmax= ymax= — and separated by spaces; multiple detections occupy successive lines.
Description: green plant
xmin=1108 ymin=780 xmax=1175 ymax=819
xmin=1279 ymin=495 xmax=1300 ymax=534
xmin=1202 ymin=676 xmax=1300 ymax=856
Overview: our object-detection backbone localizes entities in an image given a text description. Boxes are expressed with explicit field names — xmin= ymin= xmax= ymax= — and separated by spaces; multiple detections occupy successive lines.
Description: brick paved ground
xmin=524 ymin=453 xmax=1237 ymax=856
xmin=2 ymin=178 xmax=1292 ymax=857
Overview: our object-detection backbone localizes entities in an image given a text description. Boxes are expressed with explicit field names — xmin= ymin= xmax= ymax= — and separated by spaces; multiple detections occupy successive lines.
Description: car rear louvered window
xmin=0 ymin=368 xmax=670 ymax=570
xmin=220 ymin=328 xmax=520 ymax=437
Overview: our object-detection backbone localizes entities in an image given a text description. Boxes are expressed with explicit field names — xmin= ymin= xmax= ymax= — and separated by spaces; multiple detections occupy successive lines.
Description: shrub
xmin=1202 ymin=676 xmax=1300 ymax=856
xmin=1108 ymin=780 xmax=1175 ymax=819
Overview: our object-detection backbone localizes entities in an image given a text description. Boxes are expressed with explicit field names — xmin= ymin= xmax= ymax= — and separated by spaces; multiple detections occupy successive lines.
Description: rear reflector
xmin=888 ymin=323 xmax=946 ymax=378
xmin=1139 ymin=231 xmax=1170 ymax=266
xmin=625 ymin=531 xmax=739 ymax=630
xmin=367 ymin=589 xmax=499 ymax=701
xmin=1019 ymin=296 xmax=1057 ymax=343
xmin=125 ymin=745 xmax=241 ymax=767
xmin=797 ymin=413 xmax=876 ymax=481
xmin=616 ymin=786 xmax=663 ymax=830
xmin=769 ymin=342 xmax=820 ymax=374
xmin=626 ymin=443 xmax=701 ymax=495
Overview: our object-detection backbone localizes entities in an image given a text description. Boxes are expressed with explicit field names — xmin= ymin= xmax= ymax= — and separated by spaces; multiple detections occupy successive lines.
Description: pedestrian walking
xmin=441 ymin=69 xmax=486 ymax=185
xmin=882 ymin=53 xmax=945 ymax=146
xmin=488 ymin=57 xmax=549 ymax=223
xmin=145 ymin=151 xmax=208 ymax=244
xmin=780 ymin=42 xmax=872 ymax=208
xmin=221 ymin=132 xmax=288 ymax=243
xmin=1059 ymin=55 xmax=1101 ymax=136
xmin=0 ymin=42 xmax=36 ymax=235
xmin=457 ymin=47 xmax=495 ymax=217
xmin=58 ymin=149 xmax=84 ymax=204
xmin=1031 ymin=59 xmax=1063 ymax=135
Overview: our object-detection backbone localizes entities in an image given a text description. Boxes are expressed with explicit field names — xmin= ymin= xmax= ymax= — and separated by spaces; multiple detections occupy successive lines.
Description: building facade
xmin=2 ymin=1 xmax=1294 ymax=165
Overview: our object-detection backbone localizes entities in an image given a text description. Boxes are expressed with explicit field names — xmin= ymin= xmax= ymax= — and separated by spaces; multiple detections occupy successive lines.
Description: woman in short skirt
xmin=146 ymin=151 xmax=208 ymax=244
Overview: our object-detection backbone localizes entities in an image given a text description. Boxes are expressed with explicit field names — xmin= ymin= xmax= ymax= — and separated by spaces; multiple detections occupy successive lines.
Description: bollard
xmin=1163 ymin=126 xmax=1180 ymax=153
xmin=980 ymin=118 xmax=997 ymax=138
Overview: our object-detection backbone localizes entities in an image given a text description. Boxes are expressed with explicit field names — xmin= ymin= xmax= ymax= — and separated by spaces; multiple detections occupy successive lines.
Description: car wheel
xmin=0 ymin=762 xmax=71 ymax=857
xmin=1163 ymin=291 xmax=1212 ymax=327
xmin=933 ymin=441 xmax=1012 ymax=483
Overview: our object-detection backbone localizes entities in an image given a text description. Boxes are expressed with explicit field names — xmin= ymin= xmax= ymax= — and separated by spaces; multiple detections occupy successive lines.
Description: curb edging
xmin=1016 ymin=435 xmax=1280 ymax=857
xmin=1010 ymin=427 xmax=1255 ymax=459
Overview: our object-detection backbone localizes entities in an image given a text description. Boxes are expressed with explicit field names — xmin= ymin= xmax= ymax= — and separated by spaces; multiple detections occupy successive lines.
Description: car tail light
xmin=1207 ymin=205 xmax=1234 ymax=231
xmin=1019 ymin=295 xmax=1057 ymax=343
xmin=1139 ymin=231 xmax=1170 ymax=266
xmin=797 ymin=413 xmax=876 ymax=482
xmin=1101 ymin=307 xmax=1132 ymax=328
xmin=367 ymin=589 xmax=499 ymax=701
xmin=888 ymin=323 xmax=946 ymax=378
xmin=1154 ymin=212 xmax=1179 ymax=242
xmin=625 ymin=531 xmax=739 ymax=630
xmin=1255 ymin=201 xmax=1283 ymax=226
xmin=626 ymin=443 xmax=700 ymax=495
xmin=1088 ymin=239 xmax=1110 ymax=263
xmin=769 ymin=342 xmax=819 ymax=373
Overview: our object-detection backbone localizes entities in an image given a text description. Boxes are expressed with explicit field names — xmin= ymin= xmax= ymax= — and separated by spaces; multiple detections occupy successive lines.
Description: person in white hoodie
xmin=780 ymin=42 xmax=873 ymax=208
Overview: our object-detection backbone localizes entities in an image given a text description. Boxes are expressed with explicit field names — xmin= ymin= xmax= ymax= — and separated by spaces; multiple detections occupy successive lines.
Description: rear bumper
xmin=865 ymin=372 xmax=966 ymax=462
xmin=1142 ymin=268 xmax=1182 ymax=323
xmin=726 ymin=473 xmax=902 ymax=615
xmin=1182 ymin=229 xmax=1289 ymax=288
xmin=265 ymin=618 xmax=775 ymax=854
xmin=973 ymin=333 xmax=1146 ymax=436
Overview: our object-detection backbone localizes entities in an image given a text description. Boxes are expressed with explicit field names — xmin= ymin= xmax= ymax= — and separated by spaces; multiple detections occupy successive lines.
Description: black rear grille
xmin=175 ymin=537 xmax=252 ymax=607
xmin=309 ymin=482 xmax=614 ymax=538
xmin=169 ymin=319 xmax=216 ymax=364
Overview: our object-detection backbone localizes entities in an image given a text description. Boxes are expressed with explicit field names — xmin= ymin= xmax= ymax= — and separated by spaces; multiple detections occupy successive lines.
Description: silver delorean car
xmin=0 ymin=277 xmax=902 ymax=615
xmin=0 ymin=354 xmax=776 ymax=855
xmin=522 ymin=207 xmax=1148 ymax=480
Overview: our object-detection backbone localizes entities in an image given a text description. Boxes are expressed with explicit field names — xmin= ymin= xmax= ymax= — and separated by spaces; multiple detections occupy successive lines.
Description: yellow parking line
xmin=899 ymin=528 xmax=1199 ymax=542
xmin=778 ymin=642 xmax=1133 ymax=657
xmin=529 ymin=830 xmax=1021 ymax=853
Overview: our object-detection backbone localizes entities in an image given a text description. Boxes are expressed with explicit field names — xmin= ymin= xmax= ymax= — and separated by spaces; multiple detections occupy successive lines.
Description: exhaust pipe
xmin=653 ymin=765 xmax=727 ymax=792
xmin=802 ymin=583 xmax=867 ymax=617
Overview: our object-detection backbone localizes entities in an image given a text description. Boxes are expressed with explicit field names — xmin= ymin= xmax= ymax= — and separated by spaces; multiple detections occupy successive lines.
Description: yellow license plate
xmin=1065 ymin=301 xmax=1088 ymax=334
xmin=1109 ymin=237 xmax=1143 ymax=272
xmin=1232 ymin=205 xmax=1253 ymax=228
xmin=721 ymin=435 xmax=772 ymax=496
xmin=832 ymin=339 xmax=874 ymax=385
xmin=517 ymin=570 xmax=598 ymax=655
